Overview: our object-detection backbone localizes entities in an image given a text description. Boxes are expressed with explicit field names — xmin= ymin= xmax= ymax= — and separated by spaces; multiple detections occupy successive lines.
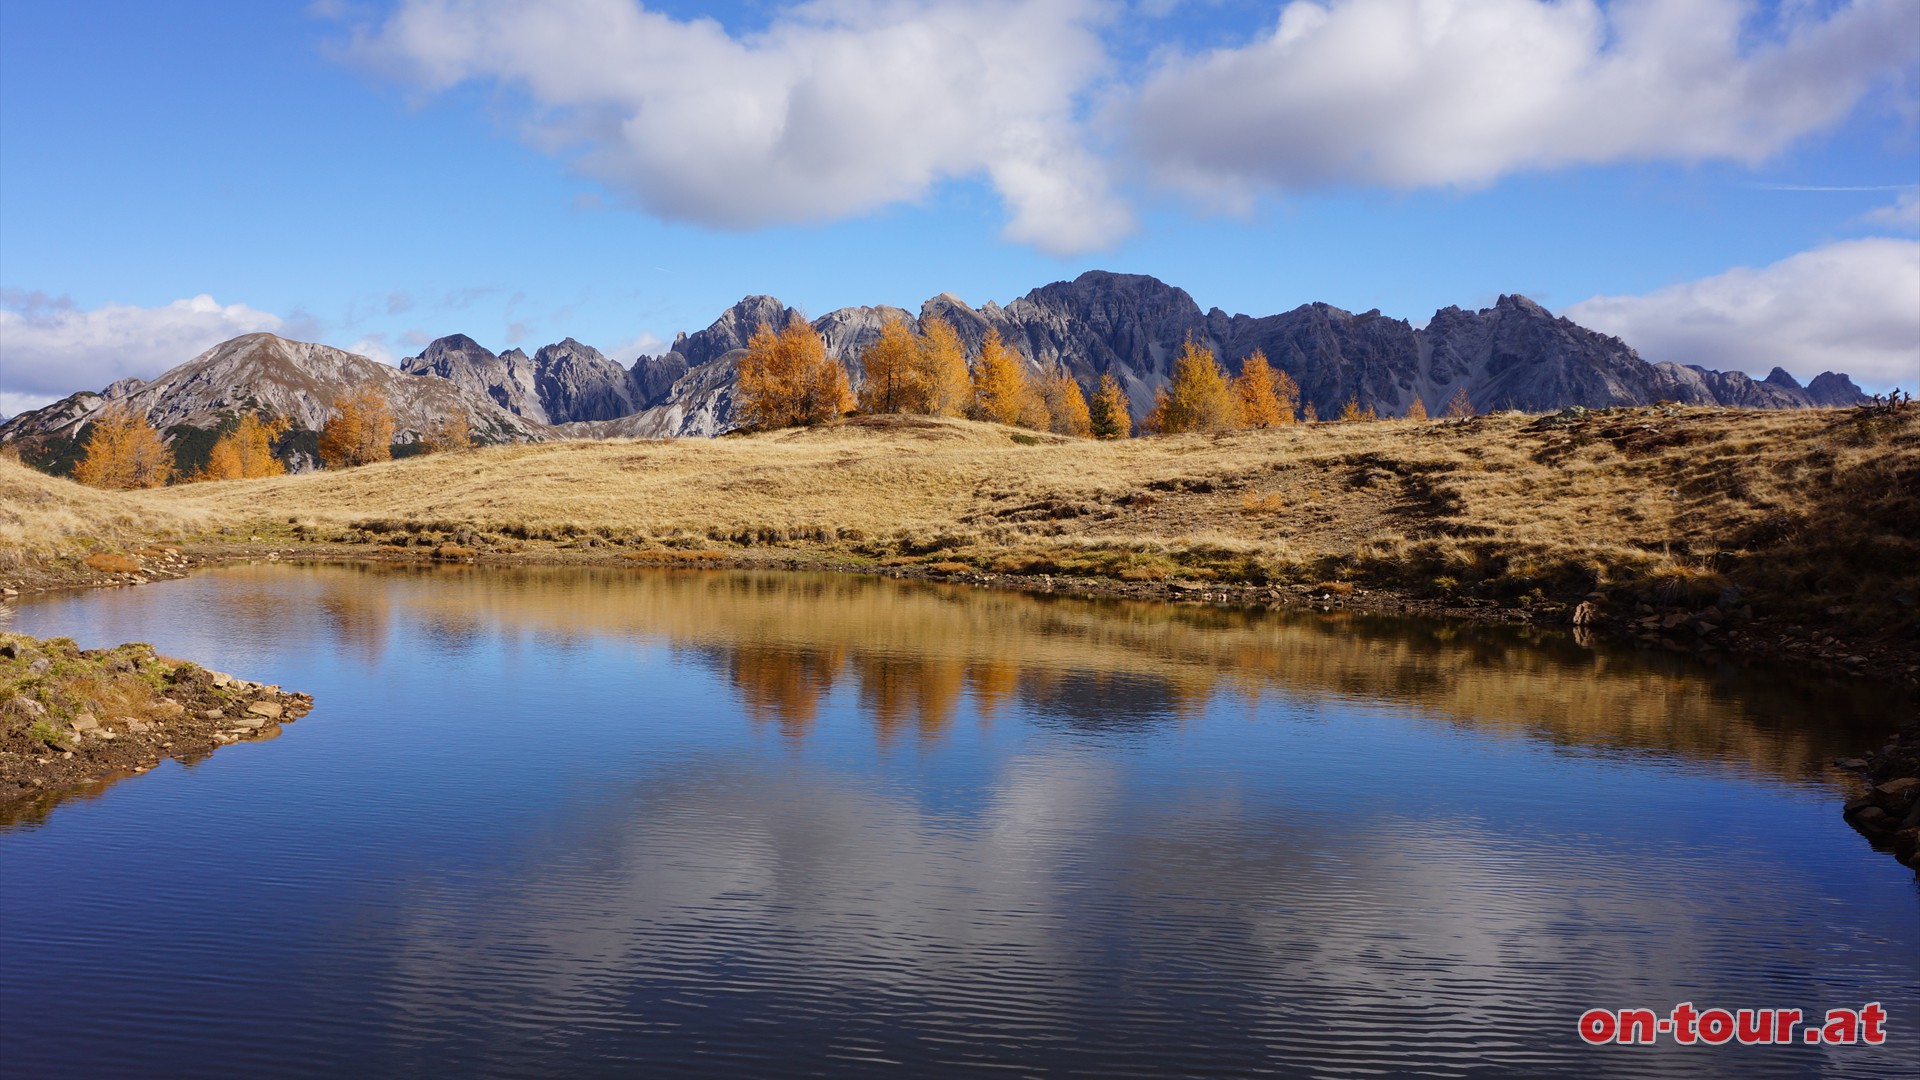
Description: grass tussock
xmin=0 ymin=633 xmax=170 ymax=747
xmin=19 ymin=407 xmax=1919 ymax=635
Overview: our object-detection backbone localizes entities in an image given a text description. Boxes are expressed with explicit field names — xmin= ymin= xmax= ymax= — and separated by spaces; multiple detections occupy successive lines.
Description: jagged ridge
xmin=2 ymin=273 xmax=1870 ymax=456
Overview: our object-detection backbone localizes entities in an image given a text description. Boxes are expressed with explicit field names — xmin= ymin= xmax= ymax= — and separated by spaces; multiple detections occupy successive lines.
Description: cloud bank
xmin=0 ymin=293 xmax=287 ymax=411
xmin=1128 ymin=0 xmax=1918 ymax=203
xmin=348 ymin=1 xmax=1918 ymax=247
xmin=351 ymin=0 xmax=1130 ymax=255
xmin=1568 ymin=238 xmax=1920 ymax=389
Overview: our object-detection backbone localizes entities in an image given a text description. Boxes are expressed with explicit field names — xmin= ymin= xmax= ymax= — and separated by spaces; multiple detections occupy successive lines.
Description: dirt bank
xmin=0 ymin=632 xmax=313 ymax=822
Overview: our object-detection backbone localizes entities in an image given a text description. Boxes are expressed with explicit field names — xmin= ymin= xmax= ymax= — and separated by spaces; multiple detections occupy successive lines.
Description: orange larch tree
xmin=1145 ymin=339 xmax=1236 ymax=434
xmin=196 ymin=412 xmax=289 ymax=480
xmin=318 ymin=387 xmax=395 ymax=468
xmin=1040 ymin=368 xmax=1092 ymax=438
xmin=1406 ymin=395 xmax=1428 ymax=420
xmin=421 ymin=413 xmax=474 ymax=454
xmin=1443 ymin=386 xmax=1474 ymax=419
xmin=915 ymin=317 xmax=972 ymax=418
xmin=856 ymin=316 xmax=924 ymax=415
xmin=736 ymin=320 xmax=855 ymax=430
xmin=969 ymin=329 xmax=1031 ymax=427
xmin=74 ymin=405 xmax=173 ymax=489
xmin=198 ymin=437 xmax=244 ymax=483
xmin=1230 ymin=350 xmax=1292 ymax=428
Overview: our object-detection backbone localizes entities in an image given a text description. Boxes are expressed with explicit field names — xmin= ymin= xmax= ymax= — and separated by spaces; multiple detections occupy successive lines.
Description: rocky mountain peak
xmin=529 ymin=339 xmax=635 ymax=423
xmin=1494 ymin=294 xmax=1553 ymax=318
xmin=1 ymin=332 xmax=547 ymax=454
xmin=101 ymin=377 xmax=147 ymax=400
xmin=671 ymin=295 xmax=804 ymax=369
xmin=1807 ymin=372 xmax=1866 ymax=402
xmin=10 ymin=270 xmax=1871 ymax=458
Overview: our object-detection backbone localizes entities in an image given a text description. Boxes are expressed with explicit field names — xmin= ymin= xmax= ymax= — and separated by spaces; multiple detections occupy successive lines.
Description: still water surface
xmin=1 ymin=563 xmax=1915 ymax=1078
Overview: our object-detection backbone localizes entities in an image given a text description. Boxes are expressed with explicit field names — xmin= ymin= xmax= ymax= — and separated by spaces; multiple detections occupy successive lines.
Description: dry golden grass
xmin=0 ymin=458 xmax=206 ymax=570
xmin=24 ymin=406 xmax=1920 ymax=633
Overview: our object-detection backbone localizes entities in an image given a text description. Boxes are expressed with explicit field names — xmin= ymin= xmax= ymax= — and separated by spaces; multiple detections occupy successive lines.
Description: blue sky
xmin=2 ymin=0 xmax=1916 ymax=414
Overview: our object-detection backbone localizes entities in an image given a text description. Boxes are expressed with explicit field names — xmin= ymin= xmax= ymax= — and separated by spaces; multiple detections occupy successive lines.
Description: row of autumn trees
xmin=68 ymin=389 xmax=475 ymax=490
xmin=69 ymin=323 xmax=1477 ymax=488
xmin=738 ymin=316 xmax=1472 ymax=436
xmin=737 ymin=317 xmax=1131 ymax=439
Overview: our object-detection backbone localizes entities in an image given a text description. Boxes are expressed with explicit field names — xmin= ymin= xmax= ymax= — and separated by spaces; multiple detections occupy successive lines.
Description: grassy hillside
xmin=119 ymin=405 xmax=1917 ymax=638
xmin=0 ymin=457 xmax=206 ymax=570
xmin=3 ymin=405 xmax=1914 ymax=648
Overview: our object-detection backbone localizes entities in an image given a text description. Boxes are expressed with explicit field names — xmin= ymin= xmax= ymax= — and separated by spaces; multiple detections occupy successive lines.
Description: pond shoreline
xmin=0 ymin=631 xmax=314 ymax=821
xmin=1842 ymin=717 xmax=1920 ymax=875
xmin=5 ymin=539 xmax=1916 ymax=690
xmin=3 ymin=549 xmax=1912 ymax=873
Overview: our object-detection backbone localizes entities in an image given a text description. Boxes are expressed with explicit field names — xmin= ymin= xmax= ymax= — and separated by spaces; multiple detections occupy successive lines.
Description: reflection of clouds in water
xmin=8 ymin=564 xmax=1918 ymax=1076
xmin=374 ymin=748 xmax=1122 ymax=1038
xmin=368 ymin=749 xmax=1919 ymax=1076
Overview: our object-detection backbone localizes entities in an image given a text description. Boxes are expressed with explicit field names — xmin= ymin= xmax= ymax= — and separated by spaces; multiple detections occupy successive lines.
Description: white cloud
xmin=1126 ymin=0 xmax=1920 ymax=202
xmin=606 ymin=330 xmax=668 ymax=361
xmin=352 ymin=0 xmax=1132 ymax=255
xmin=1863 ymin=189 xmax=1920 ymax=231
xmin=1568 ymin=238 xmax=1920 ymax=389
xmin=0 ymin=293 xmax=286 ymax=400
xmin=1 ymin=391 xmax=58 ymax=419
xmin=345 ymin=334 xmax=397 ymax=365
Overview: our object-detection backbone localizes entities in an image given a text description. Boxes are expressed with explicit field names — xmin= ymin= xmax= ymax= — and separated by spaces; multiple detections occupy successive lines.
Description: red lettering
xmin=1698 ymin=1009 xmax=1735 ymax=1045
xmin=1671 ymin=1002 xmax=1699 ymax=1045
xmin=1736 ymin=1009 xmax=1773 ymax=1045
xmin=1774 ymin=1008 xmax=1802 ymax=1044
xmin=1618 ymin=1008 xmax=1657 ymax=1045
xmin=1579 ymin=1009 xmax=1617 ymax=1044
xmin=1821 ymin=1009 xmax=1859 ymax=1045
xmin=1861 ymin=1002 xmax=1887 ymax=1045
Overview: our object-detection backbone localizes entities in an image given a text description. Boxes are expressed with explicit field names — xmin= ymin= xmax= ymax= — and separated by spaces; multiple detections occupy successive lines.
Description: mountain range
xmin=0 ymin=271 xmax=1868 ymax=469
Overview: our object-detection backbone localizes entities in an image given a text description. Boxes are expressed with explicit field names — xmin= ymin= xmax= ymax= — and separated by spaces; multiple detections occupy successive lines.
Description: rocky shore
xmin=4 ymin=533 xmax=1917 ymax=688
xmin=1841 ymin=717 xmax=1920 ymax=876
xmin=0 ymin=632 xmax=313 ymax=819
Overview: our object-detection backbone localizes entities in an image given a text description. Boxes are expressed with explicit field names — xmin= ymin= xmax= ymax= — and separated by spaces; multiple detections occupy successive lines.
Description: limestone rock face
xmin=628 ymin=352 xmax=690 ymax=407
xmin=402 ymin=335 xmax=640 ymax=424
xmin=0 ymin=333 xmax=547 ymax=449
xmin=670 ymin=295 xmax=803 ymax=368
xmin=409 ymin=273 xmax=1874 ymax=435
xmin=3 ymin=272 xmax=1876 ymax=452
xmin=401 ymin=334 xmax=547 ymax=422
xmin=529 ymin=338 xmax=638 ymax=423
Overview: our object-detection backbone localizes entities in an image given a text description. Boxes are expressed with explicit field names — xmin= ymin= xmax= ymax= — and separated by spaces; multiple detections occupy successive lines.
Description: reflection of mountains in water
xmin=271 ymin=563 xmax=1904 ymax=779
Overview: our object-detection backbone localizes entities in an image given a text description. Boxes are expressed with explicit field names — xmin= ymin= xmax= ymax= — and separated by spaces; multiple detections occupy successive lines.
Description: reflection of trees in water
xmin=850 ymin=653 xmax=967 ymax=746
xmin=715 ymin=642 xmax=1217 ymax=746
xmin=318 ymin=573 xmax=392 ymax=664
xmin=262 ymin=564 xmax=1905 ymax=779
xmin=967 ymin=659 xmax=1021 ymax=721
xmin=729 ymin=644 xmax=845 ymax=741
